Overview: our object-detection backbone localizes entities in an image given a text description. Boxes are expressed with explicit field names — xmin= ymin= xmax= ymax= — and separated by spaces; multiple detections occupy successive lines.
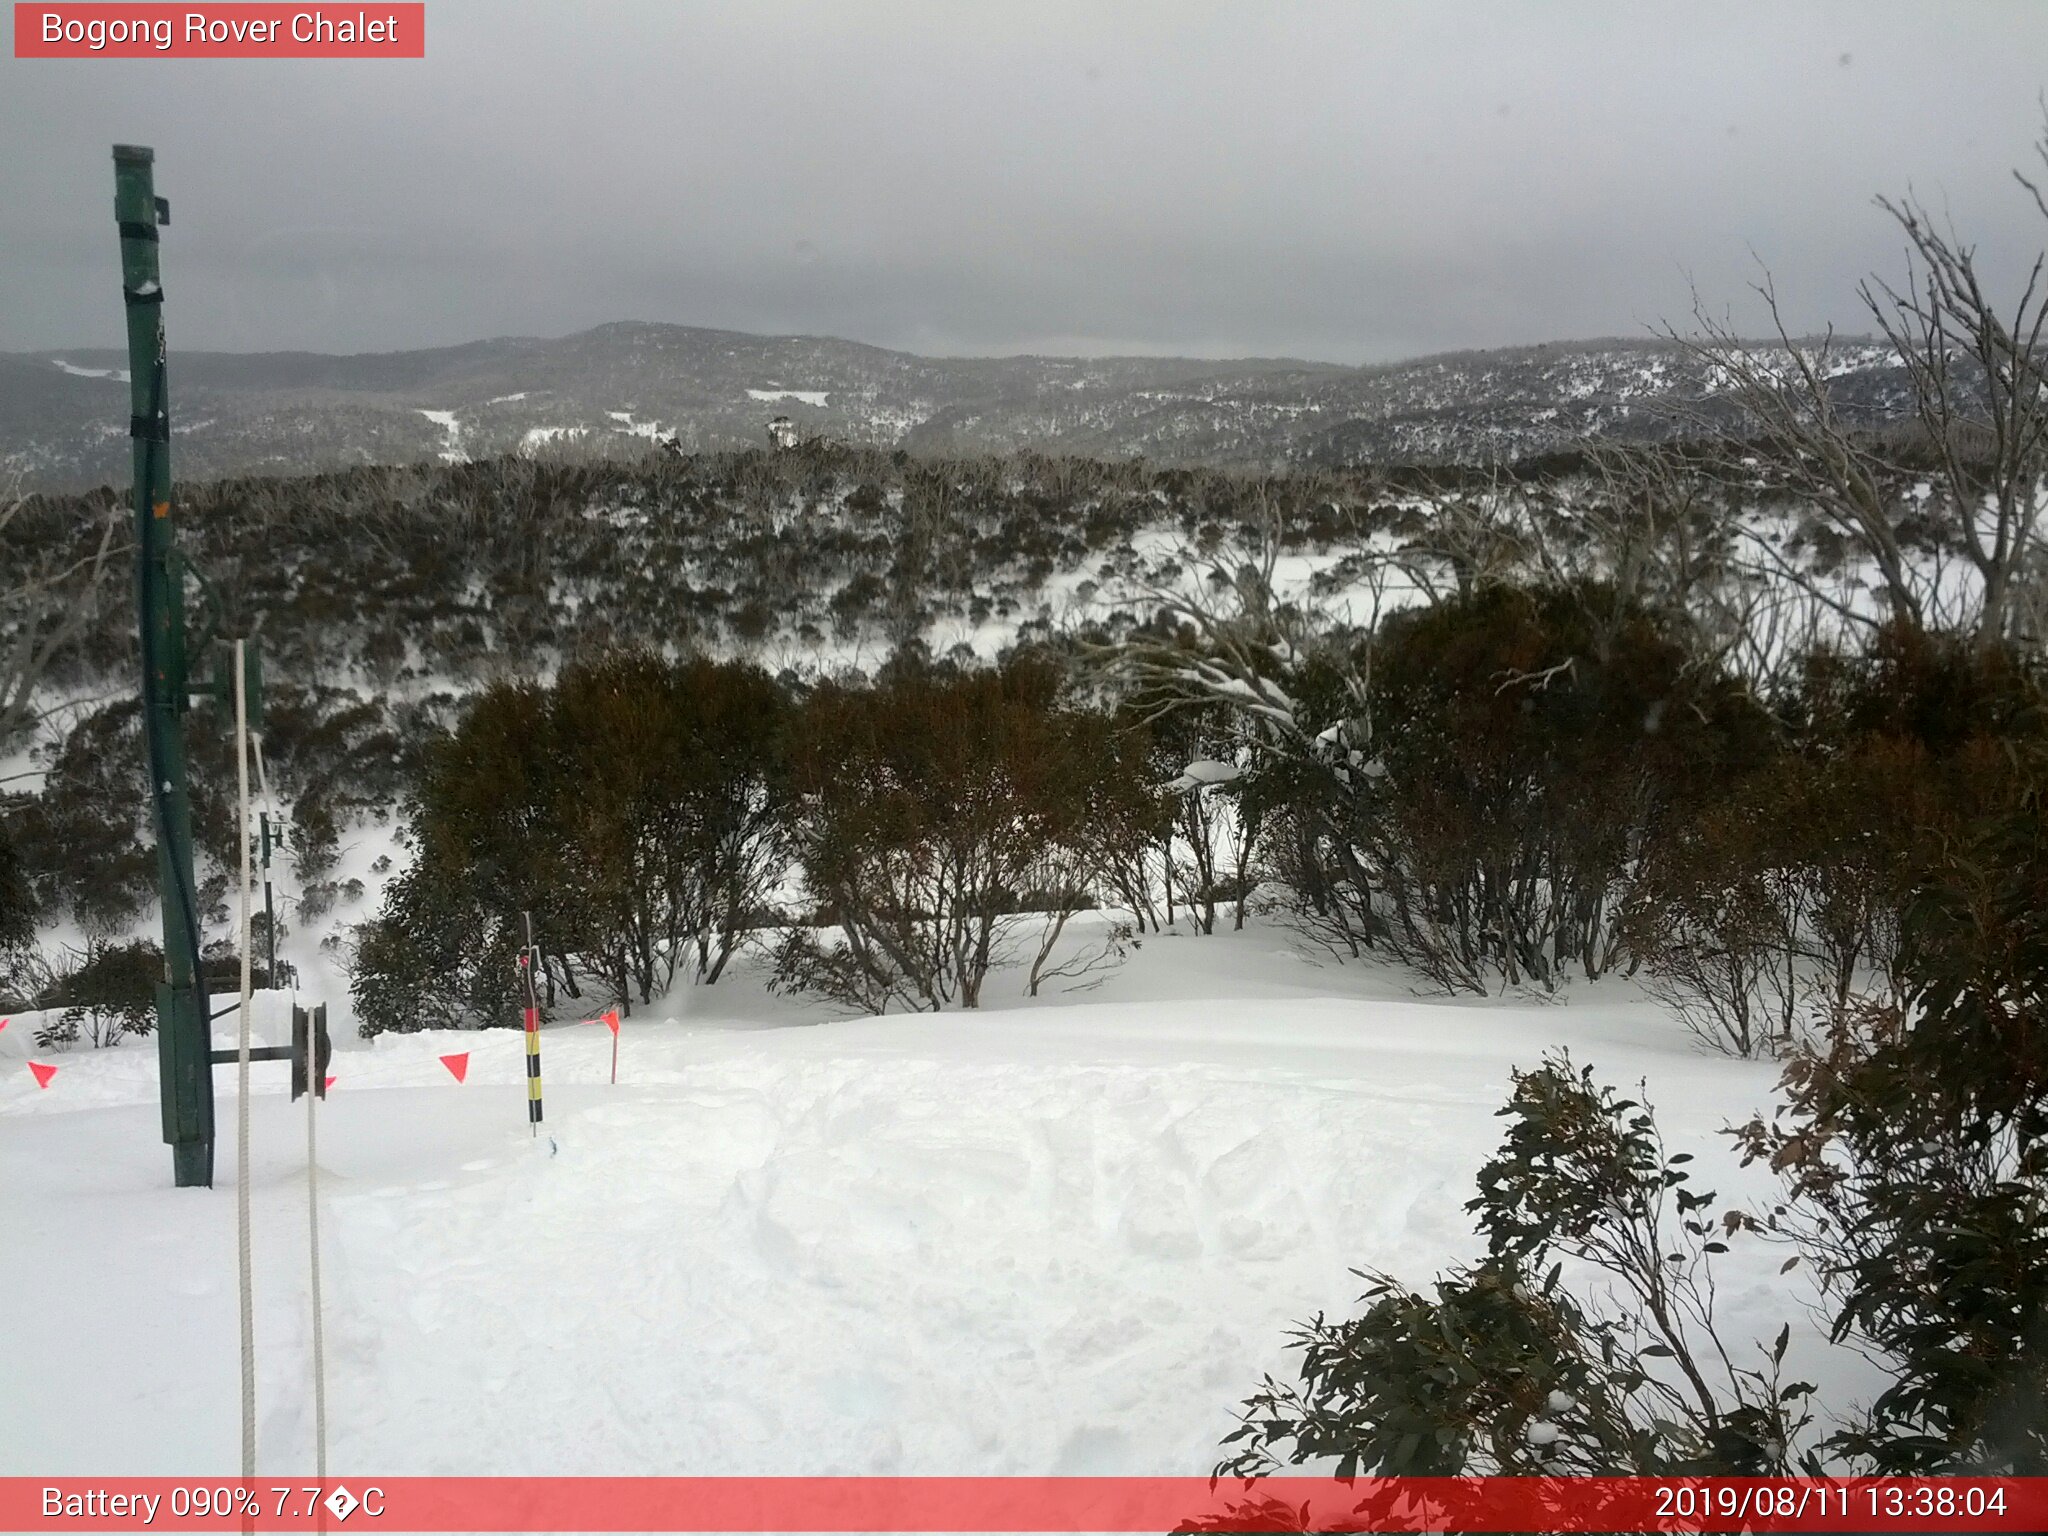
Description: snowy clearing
xmin=520 ymin=425 xmax=589 ymax=453
xmin=606 ymin=410 xmax=668 ymax=440
xmin=49 ymin=359 xmax=130 ymax=382
xmin=746 ymin=388 xmax=831 ymax=407
xmin=0 ymin=923 xmax=1855 ymax=1478
xmin=415 ymin=409 xmax=467 ymax=464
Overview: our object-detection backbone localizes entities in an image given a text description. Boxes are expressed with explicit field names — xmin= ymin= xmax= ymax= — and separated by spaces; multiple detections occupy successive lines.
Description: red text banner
xmin=14 ymin=5 xmax=425 ymax=58
xmin=3 ymin=1476 xmax=2045 ymax=1532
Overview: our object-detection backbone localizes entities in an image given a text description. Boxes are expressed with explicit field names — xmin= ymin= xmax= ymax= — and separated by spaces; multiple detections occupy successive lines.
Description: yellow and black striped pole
xmin=519 ymin=910 xmax=543 ymax=1134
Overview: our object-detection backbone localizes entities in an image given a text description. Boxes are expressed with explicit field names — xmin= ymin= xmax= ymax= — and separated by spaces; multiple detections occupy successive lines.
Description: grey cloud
xmin=2 ymin=0 xmax=2044 ymax=363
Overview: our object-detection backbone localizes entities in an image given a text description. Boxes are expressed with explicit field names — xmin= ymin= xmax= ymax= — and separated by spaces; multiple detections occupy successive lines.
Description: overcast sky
xmin=3 ymin=1 xmax=2046 ymax=364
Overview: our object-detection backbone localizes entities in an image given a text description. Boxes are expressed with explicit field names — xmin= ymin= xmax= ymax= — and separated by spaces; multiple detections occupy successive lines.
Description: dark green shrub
xmin=1299 ymin=582 xmax=1768 ymax=992
xmin=33 ymin=937 xmax=161 ymax=1049
xmin=1738 ymin=746 xmax=2048 ymax=1473
xmin=773 ymin=659 xmax=1150 ymax=1012
xmin=350 ymin=652 xmax=791 ymax=1033
xmin=1219 ymin=1053 xmax=1814 ymax=1481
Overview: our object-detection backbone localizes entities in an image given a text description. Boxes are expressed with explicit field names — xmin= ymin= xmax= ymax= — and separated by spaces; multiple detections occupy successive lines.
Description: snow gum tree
xmin=0 ymin=477 xmax=121 ymax=752
xmin=1678 ymin=118 xmax=2048 ymax=645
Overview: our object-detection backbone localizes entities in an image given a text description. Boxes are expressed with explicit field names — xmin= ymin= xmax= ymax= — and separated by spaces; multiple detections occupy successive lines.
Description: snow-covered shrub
xmin=1626 ymin=751 xmax=1902 ymax=1057
xmin=5 ymin=701 xmax=157 ymax=935
xmin=350 ymin=859 xmax=522 ymax=1036
xmin=0 ymin=812 xmax=32 ymax=974
xmin=550 ymin=651 xmax=791 ymax=997
xmin=1147 ymin=704 xmax=1261 ymax=935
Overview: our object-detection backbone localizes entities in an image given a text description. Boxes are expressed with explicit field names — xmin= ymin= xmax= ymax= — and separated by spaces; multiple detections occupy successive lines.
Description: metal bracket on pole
xmin=194 ymin=639 xmax=262 ymax=723
xmin=196 ymin=1003 xmax=323 ymax=1080
xmin=290 ymin=1004 xmax=331 ymax=1101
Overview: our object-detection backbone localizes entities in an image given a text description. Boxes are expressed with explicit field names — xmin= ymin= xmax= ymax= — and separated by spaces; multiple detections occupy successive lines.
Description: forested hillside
xmin=1 ymin=325 xmax=1918 ymax=492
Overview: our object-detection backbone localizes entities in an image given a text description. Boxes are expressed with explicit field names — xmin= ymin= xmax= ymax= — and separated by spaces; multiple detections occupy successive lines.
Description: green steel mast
xmin=115 ymin=144 xmax=214 ymax=1188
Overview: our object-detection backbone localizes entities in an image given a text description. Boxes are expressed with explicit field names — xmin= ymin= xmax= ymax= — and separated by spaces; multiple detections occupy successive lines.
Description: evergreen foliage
xmin=352 ymin=652 xmax=790 ymax=1034
xmin=772 ymin=658 xmax=1152 ymax=1012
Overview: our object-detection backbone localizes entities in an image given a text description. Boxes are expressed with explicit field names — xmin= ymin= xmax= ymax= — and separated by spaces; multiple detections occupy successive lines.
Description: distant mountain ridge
xmin=0 ymin=320 xmax=1917 ymax=491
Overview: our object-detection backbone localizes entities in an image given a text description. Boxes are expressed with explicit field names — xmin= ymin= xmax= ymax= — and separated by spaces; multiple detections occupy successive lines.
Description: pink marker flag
xmin=28 ymin=1062 xmax=57 ymax=1089
xmin=604 ymin=1009 xmax=620 ymax=1035
xmin=325 ymin=1075 xmax=337 ymax=1091
xmin=439 ymin=1052 xmax=470 ymax=1083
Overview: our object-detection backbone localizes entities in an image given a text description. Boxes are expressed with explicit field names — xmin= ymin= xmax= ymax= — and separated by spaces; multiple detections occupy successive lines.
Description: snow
xmin=49 ymin=359 xmax=130 ymax=382
xmin=747 ymin=388 xmax=831 ymax=407
xmin=1171 ymin=761 xmax=1228 ymax=794
xmin=606 ymin=410 xmax=668 ymax=440
xmin=415 ymin=410 xmax=466 ymax=464
xmin=0 ymin=921 xmax=1856 ymax=1478
xmin=520 ymin=425 xmax=588 ymax=453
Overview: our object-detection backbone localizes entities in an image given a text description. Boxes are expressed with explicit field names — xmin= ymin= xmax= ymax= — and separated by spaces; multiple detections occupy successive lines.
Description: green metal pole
xmin=260 ymin=812 xmax=275 ymax=986
xmin=116 ymin=144 xmax=214 ymax=1189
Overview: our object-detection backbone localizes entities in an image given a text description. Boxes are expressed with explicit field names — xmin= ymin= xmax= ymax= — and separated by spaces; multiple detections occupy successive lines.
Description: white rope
xmin=251 ymin=726 xmax=328 ymax=1478
xmin=233 ymin=639 xmax=256 ymax=1478
xmin=306 ymin=1046 xmax=327 ymax=1478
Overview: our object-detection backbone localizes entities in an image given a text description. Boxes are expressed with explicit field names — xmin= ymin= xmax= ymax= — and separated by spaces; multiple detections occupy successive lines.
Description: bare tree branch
xmin=0 ymin=479 xmax=125 ymax=748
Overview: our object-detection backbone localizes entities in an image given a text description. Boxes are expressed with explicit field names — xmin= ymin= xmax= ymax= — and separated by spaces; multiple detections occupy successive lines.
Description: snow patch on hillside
xmin=50 ymin=360 xmax=130 ymax=382
xmin=416 ymin=409 xmax=467 ymax=464
xmin=748 ymin=388 xmax=831 ymax=407
xmin=606 ymin=410 xmax=668 ymax=440
xmin=520 ymin=425 xmax=589 ymax=453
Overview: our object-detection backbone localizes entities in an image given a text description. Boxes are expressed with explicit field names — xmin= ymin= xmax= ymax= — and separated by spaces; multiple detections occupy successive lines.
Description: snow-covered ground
xmin=606 ymin=410 xmax=669 ymax=441
xmin=416 ymin=409 xmax=467 ymax=464
xmin=0 ymin=920 xmax=1855 ymax=1478
xmin=747 ymin=388 xmax=830 ymax=407
xmin=520 ymin=424 xmax=588 ymax=453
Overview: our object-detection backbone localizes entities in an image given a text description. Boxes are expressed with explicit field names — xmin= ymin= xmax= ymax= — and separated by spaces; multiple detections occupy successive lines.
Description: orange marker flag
xmin=29 ymin=1062 xmax=57 ymax=1089
xmin=605 ymin=1008 xmax=621 ymax=1085
xmin=439 ymin=1052 xmax=469 ymax=1083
